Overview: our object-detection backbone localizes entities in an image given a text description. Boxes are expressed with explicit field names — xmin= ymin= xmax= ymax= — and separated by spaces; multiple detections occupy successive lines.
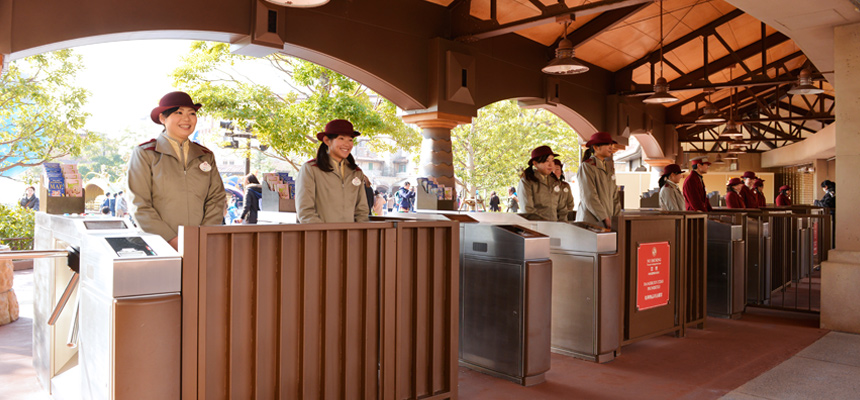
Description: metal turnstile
xmin=706 ymin=219 xmax=745 ymax=319
xmin=527 ymin=221 xmax=620 ymax=363
xmin=28 ymin=213 xmax=181 ymax=400
xmin=459 ymin=223 xmax=552 ymax=386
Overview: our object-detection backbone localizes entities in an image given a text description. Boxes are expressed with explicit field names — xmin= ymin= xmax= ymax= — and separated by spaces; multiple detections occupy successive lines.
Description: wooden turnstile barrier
xmin=180 ymin=221 xmax=459 ymax=400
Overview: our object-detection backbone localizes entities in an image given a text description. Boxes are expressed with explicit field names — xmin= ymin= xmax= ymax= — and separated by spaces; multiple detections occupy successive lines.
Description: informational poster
xmin=636 ymin=241 xmax=670 ymax=311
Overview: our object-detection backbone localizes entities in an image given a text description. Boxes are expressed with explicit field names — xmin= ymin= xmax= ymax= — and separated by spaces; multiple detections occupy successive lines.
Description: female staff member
xmin=553 ymin=159 xmax=575 ymax=214
xmin=754 ymin=179 xmax=767 ymax=207
xmin=725 ymin=178 xmax=746 ymax=208
xmin=296 ymin=119 xmax=370 ymax=223
xmin=576 ymin=132 xmax=620 ymax=229
xmin=658 ymin=163 xmax=685 ymax=211
xmin=128 ymin=91 xmax=226 ymax=250
xmin=775 ymin=185 xmax=792 ymax=206
xmin=517 ymin=145 xmax=567 ymax=221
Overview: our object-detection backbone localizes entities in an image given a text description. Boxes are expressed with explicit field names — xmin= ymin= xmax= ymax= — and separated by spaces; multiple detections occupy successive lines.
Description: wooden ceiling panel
xmin=516 ymin=14 xmax=599 ymax=46
xmin=425 ymin=0 xmax=455 ymax=6
xmin=470 ymin=0 xmax=541 ymax=23
xmin=714 ymin=15 xmax=779 ymax=51
xmin=576 ymin=39 xmax=639 ymax=71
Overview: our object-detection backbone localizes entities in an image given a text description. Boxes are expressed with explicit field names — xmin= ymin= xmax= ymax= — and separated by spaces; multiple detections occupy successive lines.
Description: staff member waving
xmin=576 ymin=132 xmax=621 ymax=229
xmin=518 ymin=145 xmax=567 ymax=221
xmin=128 ymin=91 xmax=226 ymax=250
xmin=296 ymin=119 xmax=370 ymax=223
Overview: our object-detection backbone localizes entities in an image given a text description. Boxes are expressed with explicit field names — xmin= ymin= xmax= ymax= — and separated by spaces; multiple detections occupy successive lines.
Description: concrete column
xmin=821 ymin=22 xmax=860 ymax=333
xmin=402 ymin=112 xmax=472 ymax=207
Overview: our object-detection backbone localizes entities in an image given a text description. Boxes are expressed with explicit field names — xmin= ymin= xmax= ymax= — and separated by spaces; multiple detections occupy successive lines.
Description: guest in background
xmin=19 ymin=186 xmax=39 ymax=210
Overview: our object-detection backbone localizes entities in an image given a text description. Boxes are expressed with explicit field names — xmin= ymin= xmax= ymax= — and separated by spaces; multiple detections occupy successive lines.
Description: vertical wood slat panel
xmin=230 ymin=232 xmax=255 ymax=399
xmin=280 ymin=231 xmax=301 ymax=400
xmin=180 ymin=226 xmax=200 ymax=400
xmin=205 ymin=233 xmax=231 ymax=399
xmin=183 ymin=222 xmax=457 ymax=400
xmin=256 ymin=232 xmax=279 ymax=399
xmin=302 ymin=230 xmax=322 ymax=400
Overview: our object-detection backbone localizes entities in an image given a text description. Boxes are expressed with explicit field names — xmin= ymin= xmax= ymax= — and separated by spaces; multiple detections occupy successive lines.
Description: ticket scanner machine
xmin=30 ymin=214 xmax=181 ymax=400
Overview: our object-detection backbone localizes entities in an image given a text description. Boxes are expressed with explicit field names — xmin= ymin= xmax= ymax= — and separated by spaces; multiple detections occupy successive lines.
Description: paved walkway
xmin=1 ymin=269 xmax=858 ymax=399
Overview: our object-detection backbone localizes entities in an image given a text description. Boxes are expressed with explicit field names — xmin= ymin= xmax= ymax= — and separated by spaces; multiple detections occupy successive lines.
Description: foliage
xmin=74 ymin=131 xmax=129 ymax=183
xmin=0 ymin=204 xmax=35 ymax=241
xmin=171 ymin=42 xmax=421 ymax=169
xmin=451 ymin=100 xmax=581 ymax=199
xmin=0 ymin=49 xmax=91 ymax=174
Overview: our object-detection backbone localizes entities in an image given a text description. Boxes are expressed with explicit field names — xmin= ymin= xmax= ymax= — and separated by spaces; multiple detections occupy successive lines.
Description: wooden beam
xmin=454 ymin=0 xmax=655 ymax=42
xmin=617 ymin=8 xmax=745 ymax=75
xmin=566 ymin=3 xmax=650 ymax=47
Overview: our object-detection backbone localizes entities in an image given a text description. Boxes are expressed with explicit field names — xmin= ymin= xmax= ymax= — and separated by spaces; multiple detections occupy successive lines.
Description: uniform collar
xmin=156 ymin=132 xmax=204 ymax=162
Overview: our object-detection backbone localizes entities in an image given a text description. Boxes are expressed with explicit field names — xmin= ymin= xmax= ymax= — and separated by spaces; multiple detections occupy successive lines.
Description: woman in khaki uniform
xmin=576 ymin=132 xmax=621 ymax=229
xmin=517 ymin=145 xmax=567 ymax=222
xmin=128 ymin=91 xmax=226 ymax=249
xmin=658 ymin=163 xmax=685 ymax=211
xmin=553 ymin=159 xmax=575 ymax=214
xmin=296 ymin=119 xmax=370 ymax=223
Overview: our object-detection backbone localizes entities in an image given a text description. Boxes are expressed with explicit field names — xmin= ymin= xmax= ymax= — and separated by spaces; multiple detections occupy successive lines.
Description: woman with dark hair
xmin=296 ymin=119 xmax=370 ymax=223
xmin=553 ymin=159 xmax=575 ymax=213
xmin=775 ymin=185 xmax=792 ymax=206
xmin=128 ymin=91 xmax=226 ymax=250
xmin=819 ymin=180 xmax=836 ymax=209
xmin=658 ymin=164 xmax=685 ymax=211
xmin=236 ymin=174 xmax=262 ymax=224
xmin=517 ymin=145 xmax=567 ymax=221
xmin=754 ymin=179 xmax=767 ymax=207
xmin=725 ymin=178 xmax=746 ymax=208
xmin=576 ymin=132 xmax=620 ymax=229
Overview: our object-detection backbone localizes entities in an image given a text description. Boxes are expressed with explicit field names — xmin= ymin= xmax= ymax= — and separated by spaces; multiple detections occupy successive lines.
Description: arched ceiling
xmin=424 ymin=0 xmax=839 ymax=153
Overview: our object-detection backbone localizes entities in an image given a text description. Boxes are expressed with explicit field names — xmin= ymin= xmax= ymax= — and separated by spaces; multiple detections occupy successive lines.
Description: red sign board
xmin=637 ymin=241 xmax=671 ymax=311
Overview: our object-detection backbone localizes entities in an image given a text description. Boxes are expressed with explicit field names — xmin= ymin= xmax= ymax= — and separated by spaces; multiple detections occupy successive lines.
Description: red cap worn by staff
xmin=150 ymin=91 xmax=202 ymax=124
xmin=316 ymin=119 xmax=362 ymax=141
xmin=690 ymin=156 xmax=711 ymax=166
xmin=530 ymin=145 xmax=559 ymax=161
xmin=779 ymin=185 xmax=792 ymax=192
xmin=727 ymin=177 xmax=743 ymax=186
xmin=664 ymin=163 xmax=685 ymax=175
xmin=585 ymin=132 xmax=617 ymax=148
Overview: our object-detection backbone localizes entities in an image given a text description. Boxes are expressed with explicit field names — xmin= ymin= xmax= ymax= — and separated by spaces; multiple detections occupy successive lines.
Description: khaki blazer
xmin=518 ymin=172 xmax=568 ymax=222
xmin=128 ymin=133 xmax=226 ymax=242
xmin=575 ymin=157 xmax=620 ymax=226
xmin=296 ymin=159 xmax=370 ymax=223
xmin=659 ymin=180 xmax=685 ymax=211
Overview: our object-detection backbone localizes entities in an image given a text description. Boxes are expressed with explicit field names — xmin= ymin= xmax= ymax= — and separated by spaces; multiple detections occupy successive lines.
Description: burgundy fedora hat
xmin=150 ymin=91 xmax=202 ymax=124
xmin=779 ymin=185 xmax=792 ymax=192
xmin=742 ymin=171 xmax=757 ymax=179
xmin=727 ymin=177 xmax=743 ymax=186
xmin=585 ymin=132 xmax=617 ymax=148
xmin=530 ymin=145 xmax=559 ymax=161
xmin=316 ymin=119 xmax=361 ymax=141
xmin=664 ymin=163 xmax=685 ymax=175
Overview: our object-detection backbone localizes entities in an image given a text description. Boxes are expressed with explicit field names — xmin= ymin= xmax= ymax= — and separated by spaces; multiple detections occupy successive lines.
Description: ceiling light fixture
xmin=713 ymin=155 xmax=726 ymax=165
xmin=542 ymin=20 xmax=589 ymax=75
xmin=724 ymin=153 xmax=739 ymax=160
xmin=696 ymin=101 xmax=726 ymax=124
xmin=720 ymin=66 xmax=742 ymax=138
xmin=264 ymin=0 xmax=329 ymax=7
xmin=643 ymin=0 xmax=678 ymax=104
xmin=787 ymin=68 xmax=824 ymax=95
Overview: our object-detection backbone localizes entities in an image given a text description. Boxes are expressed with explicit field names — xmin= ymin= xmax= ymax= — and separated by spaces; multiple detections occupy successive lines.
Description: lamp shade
xmin=788 ymin=68 xmax=824 ymax=95
xmin=542 ymin=38 xmax=589 ymax=75
xmin=696 ymin=101 xmax=726 ymax=124
xmin=720 ymin=121 xmax=743 ymax=138
xmin=643 ymin=77 xmax=678 ymax=104
xmin=263 ymin=0 xmax=329 ymax=7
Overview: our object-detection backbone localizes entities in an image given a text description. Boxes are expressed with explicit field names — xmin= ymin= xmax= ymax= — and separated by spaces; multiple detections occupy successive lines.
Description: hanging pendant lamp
xmin=696 ymin=100 xmax=726 ymax=124
xmin=264 ymin=0 xmax=329 ymax=7
xmin=643 ymin=0 xmax=678 ymax=104
xmin=787 ymin=68 xmax=824 ymax=95
xmin=543 ymin=21 xmax=589 ymax=75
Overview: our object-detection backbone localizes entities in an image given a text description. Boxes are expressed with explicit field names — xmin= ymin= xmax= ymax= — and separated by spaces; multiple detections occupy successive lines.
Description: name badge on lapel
xmin=199 ymin=162 xmax=212 ymax=172
xmin=554 ymin=186 xmax=560 ymax=192
xmin=352 ymin=177 xmax=362 ymax=186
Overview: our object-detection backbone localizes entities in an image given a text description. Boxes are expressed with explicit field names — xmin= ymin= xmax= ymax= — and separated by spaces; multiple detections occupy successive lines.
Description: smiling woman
xmin=295 ymin=119 xmax=370 ymax=223
xmin=127 ymin=91 xmax=226 ymax=249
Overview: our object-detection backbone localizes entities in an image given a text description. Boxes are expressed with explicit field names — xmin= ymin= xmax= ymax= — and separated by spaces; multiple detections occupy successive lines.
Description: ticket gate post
xmin=28 ymin=213 xmax=181 ymax=400
xmin=458 ymin=223 xmax=552 ymax=386
xmin=527 ymin=221 xmax=621 ymax=363
xmin=706 ymin=218 xmax=746 ymax=319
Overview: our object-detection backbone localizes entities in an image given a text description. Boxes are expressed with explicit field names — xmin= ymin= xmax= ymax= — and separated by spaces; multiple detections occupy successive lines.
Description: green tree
xmin=171 ymin=42 xmax=420 ymax=169
xmin=0 ymin=49 xmax=90 ymax=174
xmin=74 ymin=131 xmax=129 ymax=183
xmin=452 ymin=100 xmax=581 ymax=199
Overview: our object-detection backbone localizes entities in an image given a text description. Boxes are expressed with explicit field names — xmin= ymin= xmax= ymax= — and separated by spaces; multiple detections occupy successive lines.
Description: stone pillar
xmin=402 ymin=112 xmax=472 ymax=208
xmin=821 ymin=22 xmax=860 ymax=333
xmin=0 ymin=245 xmax=19 ymax=325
